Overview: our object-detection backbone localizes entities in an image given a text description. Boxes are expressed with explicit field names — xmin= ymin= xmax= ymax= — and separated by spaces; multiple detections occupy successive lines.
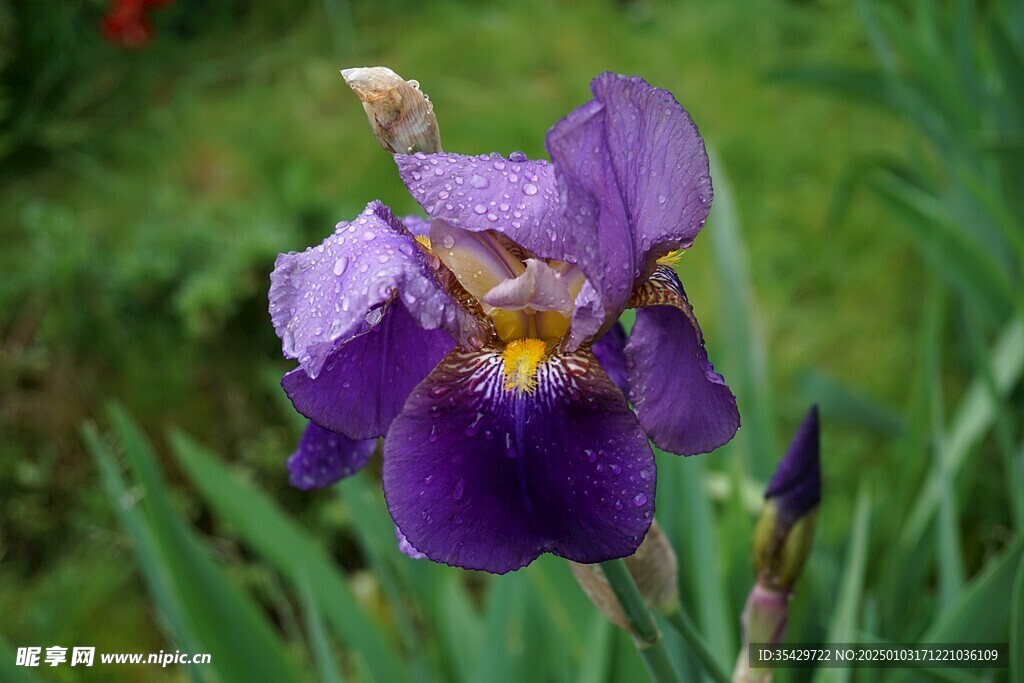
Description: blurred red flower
xmin=101 ymin=0 xmax=173 ymax=49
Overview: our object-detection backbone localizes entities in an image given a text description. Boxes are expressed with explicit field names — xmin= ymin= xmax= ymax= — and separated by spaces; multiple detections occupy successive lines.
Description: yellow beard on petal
xmin=656 ymin=249 xmax=686 ymax=267
xmin=501 ymin=338 xmax=547 ymax=394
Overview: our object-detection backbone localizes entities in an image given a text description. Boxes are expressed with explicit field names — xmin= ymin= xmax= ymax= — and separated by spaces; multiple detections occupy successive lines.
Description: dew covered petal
xmin=269 ymin=201 xmax=483 ymax=377
xmin=395 ymin=152 xmax=566 ymax=262
xmin=287 ymin=422 xmax=378 ymax=490
xmin=382 ymin=347 xmax=655 ymax=573
xmin=283 ymin=302 xmax=454 ymax=439
xmin=546 ymin=73 xmax=713 ymax=346
xmin=625 ymin=266 xmax=739 ymax=455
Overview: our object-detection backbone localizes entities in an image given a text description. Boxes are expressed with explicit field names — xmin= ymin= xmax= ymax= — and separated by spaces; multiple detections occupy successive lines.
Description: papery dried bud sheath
xmin=570 ymin=520 xmax=678 ymax=637
xmin=342 ymin=66 xmax=441 ymax=155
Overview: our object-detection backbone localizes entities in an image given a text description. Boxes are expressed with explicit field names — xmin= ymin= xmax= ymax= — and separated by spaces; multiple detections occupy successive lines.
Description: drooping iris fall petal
xmin=383 ymin=347 xmax=656 ymax=574
xmin=288 ymin=422 xmax=377 ymax=490
xmin=283 ymin=303 xmax=454 ymax=439
xmin=625 ymin=266 xmax=739 ymax=456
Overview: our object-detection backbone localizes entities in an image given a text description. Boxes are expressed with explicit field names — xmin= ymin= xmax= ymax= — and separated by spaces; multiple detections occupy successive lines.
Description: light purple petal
xmin=401 ymin=214 xmax=432 ymax=237
xmin=625 ymin=266 xmax=739 ymax=455
xmin=287 ymin=422 xmax=377 ymax=490
xmin=283 ymin=302 xmax=454 ymax=439
xmin=382 ymin=347 xmax=655 ymax=574
xmin=396 ymin=152 xmax=565 ymax=261
xmin=269 ymin=201 xmax=483 ymax=377
xmin=546 ymin=73 xmax=713 ymax=345
xmin=395 ymin=526 xmax=427 ymax=560
xmin=591 ymin=321 xmax=629 ymax=397
xmin=481 ymin=258 xmax=573 ymax=314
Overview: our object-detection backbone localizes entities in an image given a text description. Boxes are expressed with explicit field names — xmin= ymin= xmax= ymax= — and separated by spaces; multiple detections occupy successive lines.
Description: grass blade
xmin=707 ymin=151 xmax=777 ymax=479
xmin=0 ymin=636 xmax=47 ymax=683
xmin=299 ymin=578 xmax=345 ymax=683
xmin=903 ymin=315 xmax=1024 ymax=545
xmin=814 ymin=486 xmax=871 ymax=683
xmin=1012 ymin=558 xmax=1024 ymax=681
xmin=169 ymin=430 xmax=410 ymax=683
xmin=100 ymin=406 xmax=305 ymax=683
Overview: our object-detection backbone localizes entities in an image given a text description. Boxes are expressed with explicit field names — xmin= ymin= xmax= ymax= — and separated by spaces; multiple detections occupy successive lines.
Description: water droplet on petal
xmin=523 ymin=183 xmax=538 ymax=196
xmin=333 ymin=257 xmax=349 ymax=275
xmin=632 ymin=493 xmax=647 ymax=507
xmin=470 ymin=174 xmax=489 ymax=189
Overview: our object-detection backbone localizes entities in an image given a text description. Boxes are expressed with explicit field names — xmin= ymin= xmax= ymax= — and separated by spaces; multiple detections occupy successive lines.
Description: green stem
xmin=599 ymin=559 xmax=682 ymax=683
xmin=665 ymin=607 xmax=730 ymax=683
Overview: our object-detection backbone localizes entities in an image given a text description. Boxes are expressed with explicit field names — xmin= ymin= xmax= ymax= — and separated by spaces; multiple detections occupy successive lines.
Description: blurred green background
xmin=1 ymin=0 xmax=1022 ymax=681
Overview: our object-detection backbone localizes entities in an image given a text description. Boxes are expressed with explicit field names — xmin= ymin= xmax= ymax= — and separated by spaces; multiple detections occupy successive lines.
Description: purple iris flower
xmin=270 ymin=73 xmax=739 ymax=573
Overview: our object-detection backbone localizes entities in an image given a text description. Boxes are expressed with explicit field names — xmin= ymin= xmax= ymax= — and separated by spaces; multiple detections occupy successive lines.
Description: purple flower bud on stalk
xmin=753 ymin=406 xmax=820 ymax=591
xmin=734 ymin=406 xmax=821 ymax=682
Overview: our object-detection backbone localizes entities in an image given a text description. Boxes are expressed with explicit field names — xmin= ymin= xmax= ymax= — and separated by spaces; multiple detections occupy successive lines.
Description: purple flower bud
xmin=765 ymin=405 xmax=820 ymax=523
xmin=753 ymin=406 xmax=821 ymax=590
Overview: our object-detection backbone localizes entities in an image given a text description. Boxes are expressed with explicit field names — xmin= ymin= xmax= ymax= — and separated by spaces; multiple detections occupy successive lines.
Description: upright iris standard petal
xmin=269 ymin=201 xmax=482 ymax=378
xmin=625 ymin=266 xmax=739 ymax=456
xmin=590 ymin=322 xmax=630 ymax=397
xmin=546 ymin=73 xmax=713 ymax=345
xmin=383 ymin=347 xmax=656 ymax=574
xmin=283 ymin=303 xmax=454 ymax=439
xmin=288 ymin=422 xmax=378 ymax=490
xmin=396 ymin=152 xmax=564 ymax=262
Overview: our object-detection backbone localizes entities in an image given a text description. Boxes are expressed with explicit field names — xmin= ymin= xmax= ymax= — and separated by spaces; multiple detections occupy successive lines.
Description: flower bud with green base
xmin=734 ymin=406 xmax=820 ymax=683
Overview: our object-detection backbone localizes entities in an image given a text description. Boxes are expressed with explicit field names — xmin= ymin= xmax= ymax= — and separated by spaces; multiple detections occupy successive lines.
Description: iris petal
xmin=269 ymin=201 xmax=483 ymax=378
xmin=288 ymin=422 xmax=378 ymax=490
xmin=546 ymin=73 xmax=714 ymax=346
xmin=395 ymin=153 xmax=564 ymax=262
xmin=283 ymin=302 xmax=454 ymax=439
xmin=626 ymin=266 xmax=739 ymax=455
xmin=383 ymin=346 xmax=655 ymax=573
xmin=590 ymin=321 xmax=630 ymax=397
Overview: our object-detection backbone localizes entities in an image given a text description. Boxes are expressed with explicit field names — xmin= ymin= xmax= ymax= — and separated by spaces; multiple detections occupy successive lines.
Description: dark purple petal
xmin=288 ymin=422 xmax=377 ymax=490
xmin=591 ymin=321 xmax=629 ymax=397
xmin=765 ymin=406 xmax=820 ymax=521
xmin=625 ymin=266 xmax=739 ymax=456
xmin=269 ymin=201 xmax=483 ymax=377
xmin=396 ymin=152 xmax=566 ymax=261
xmin=546 ymin=73 xmax=713 ymax=344
xmin=283 ymin=302 xmax=454 ymax=439
xmin=382 ymin=347 xmax=655 ymax=574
